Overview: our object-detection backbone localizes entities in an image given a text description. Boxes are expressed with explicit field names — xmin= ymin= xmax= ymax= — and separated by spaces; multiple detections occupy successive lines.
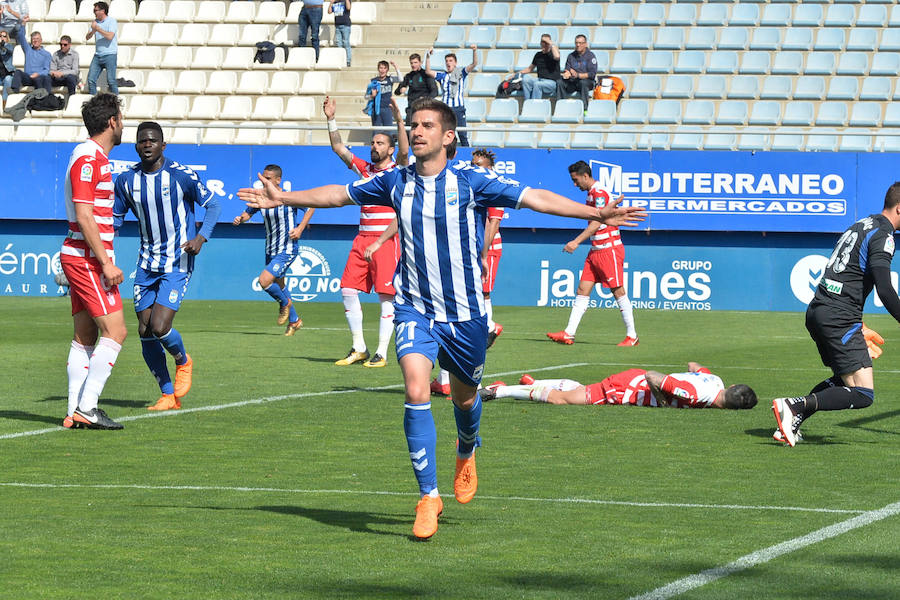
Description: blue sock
xmin=264 ymin=282 xmax=290 ymax=307
xmin=454 ymin=396 xmax=482 ymax=458
xmin=404 ymin=403 xmax=438 ymax=496
xmin=158 ymin=328 xmax=187 ymax=366
xmin=288 ymin=303 xmax=299 ymax=323
xmin=141 ymin=337 xmax=174 ymax=395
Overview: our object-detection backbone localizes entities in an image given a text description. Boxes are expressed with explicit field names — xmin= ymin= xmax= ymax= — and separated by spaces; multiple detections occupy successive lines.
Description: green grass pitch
xmin=1 ymin=297 xmax=898 ymax=599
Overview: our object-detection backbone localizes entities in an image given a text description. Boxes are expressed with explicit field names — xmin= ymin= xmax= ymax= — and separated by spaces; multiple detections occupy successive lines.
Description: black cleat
xmin=73 ymin=407 xmax=124 ymax=430
xmin=486 ymin=323 xmax=503 ymax=349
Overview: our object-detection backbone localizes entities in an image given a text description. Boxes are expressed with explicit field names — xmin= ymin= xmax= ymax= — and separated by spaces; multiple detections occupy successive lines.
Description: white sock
xmin=66 ymin=341 xmax=93 ymax=416
xmin=78 ymin=337 xmax=121 ymax=413
xmin=341 ymin=288 xmax=366 ymax=352
xmin=376 ymin=297 xmax=394 ymax=357
xmin=439 ymin=369 xmax=450 ymax=386
xmin=495 ymin=384 xmax=551 ymax=402
xmin=565 ymin=295 xmax=590 ymax=336
xmin=616 ymin=295 xmax=636 ymax=338
xmin=531 ymin=378 xmax=581 ymax=392
xmin=484 ymin=296 xmax=495 ymax=331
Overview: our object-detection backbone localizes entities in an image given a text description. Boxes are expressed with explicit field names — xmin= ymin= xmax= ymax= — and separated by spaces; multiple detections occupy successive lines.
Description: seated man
xmin=50 ymin=35 xmax=79 ymax=95
xmin=12 ymin=26 xmax=52 ymax=94
xmin=480 ymin=362 xmax=758 ymax=410
xmin=556 ymin=34 xmax=597 ymax=110
xmin=506 ymin=33 xmax=560 ymax=101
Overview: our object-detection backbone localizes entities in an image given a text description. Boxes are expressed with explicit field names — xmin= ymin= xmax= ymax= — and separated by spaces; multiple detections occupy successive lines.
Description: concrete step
xmin=379 ymin=1 xmax=455 ymax=25
xmin=360 ymin=24 xmax=443 ymax=46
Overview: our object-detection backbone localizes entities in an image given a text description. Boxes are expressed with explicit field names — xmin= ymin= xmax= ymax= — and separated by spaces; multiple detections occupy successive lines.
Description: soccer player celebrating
xmin=480 ymin=363 xmax=757 ymax=410
xmin=233 ymin=164 xmax=314 ymax=336
xmin=239 ymin=98 xmax=646 ymax=539
xmin=323 ymin=95 xmax=408 ymax=368
xmin=547 ymin=160 xmax=638 ymax=347
xmin=61 ymin=92 xmax=127 ymax=430
xmin=772 ymin=183 xmax=900 ymax=447
xmin=113 ymin=122 xmax=221 ymax=411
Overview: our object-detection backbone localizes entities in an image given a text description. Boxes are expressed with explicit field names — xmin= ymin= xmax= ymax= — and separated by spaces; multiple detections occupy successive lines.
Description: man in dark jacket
xmin=395 ymin=53 xmax=437 ymax=123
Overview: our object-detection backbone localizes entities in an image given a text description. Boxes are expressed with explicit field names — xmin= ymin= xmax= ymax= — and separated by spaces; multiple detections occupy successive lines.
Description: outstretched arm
xmin=323 ymin=96 xmax=354 ymax=168
xmin=238 ymin=174 xmax=353 ymax=210
xmin=520 ymin=189 xmax=646 ymax=228
xmin=466 ymin=44 xmax=478 ymax=72
xmin=424 ymin=48 xmax=437 ymax=78
xmin=391 ymin=99 xmax=410 ymax=166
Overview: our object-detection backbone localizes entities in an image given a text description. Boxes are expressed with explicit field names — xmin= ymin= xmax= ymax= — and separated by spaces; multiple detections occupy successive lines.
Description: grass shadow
xmin=744 ymin=428 xmax=848 ymax=445
xmin=0 ymin=410 xmax=62 ymax=426
xmin=837 ymin=408 xmax=900 ymax=436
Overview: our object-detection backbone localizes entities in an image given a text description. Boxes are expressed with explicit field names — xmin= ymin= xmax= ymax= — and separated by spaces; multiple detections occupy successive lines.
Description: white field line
xmin=0 ymin=363 xmax=591 ymax=441
xmin=628 ymin=500 xmax=900 ymax=600
xmin=0 ymin=482 xmax=869 ymax=515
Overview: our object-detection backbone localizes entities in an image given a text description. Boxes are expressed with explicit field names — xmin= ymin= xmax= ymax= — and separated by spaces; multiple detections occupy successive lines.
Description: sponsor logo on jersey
xmin=80 ymin=164 xmax=93 ymax=182
xmin=823 ymin=278 xmax=844 ymax=295
xmin=789 ymin=254 xmax=829 ymax=304
xmin=885 ymin=236 xmax=895 ymax=256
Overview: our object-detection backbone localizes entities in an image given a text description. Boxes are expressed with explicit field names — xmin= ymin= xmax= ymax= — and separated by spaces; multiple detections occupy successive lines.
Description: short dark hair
xmin=568 ymin=160 xmax=591 ymax=176
xmin=472 ymin=148 xmax=496 ymax=168
xmin=371 ymin=132 xmax=396 ymax=149
xmin=541 ymin=34 xmax=552 ymax=41
xmin=60 ymin=35 xmax=72 ymax=44
xmin=723 ymin=385 xmax=758 ymax=410
xmin=410 ymin=98 xmax=457 ymax=133
xmin=82 ymin=92 xmax=121 ymax=137
xmin=409 ymin=53 xmax=421 ymax=62
xmin=575 ymin=34 xmax=587 ymax=43
xmin=93 ymin=2 xmax=109 ymax=14
xmin=263 ymin=164 xmax=283 ymax=178
xmin=445 ymin=52 xmax=457 ymax=62
xmin=377 ymin=60 xmax=389 ymax=70
xmin=136 ymin=121 xmax=164 ymax=142
xmin=884 ymin=182 xmax=900 ymax=210
xmin=446 ymin=137 xmax=457 ymax=160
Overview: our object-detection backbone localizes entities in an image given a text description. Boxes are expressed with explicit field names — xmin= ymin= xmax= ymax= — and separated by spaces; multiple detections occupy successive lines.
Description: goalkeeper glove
xmin=862 ymin=323 xmax=884 ymax=359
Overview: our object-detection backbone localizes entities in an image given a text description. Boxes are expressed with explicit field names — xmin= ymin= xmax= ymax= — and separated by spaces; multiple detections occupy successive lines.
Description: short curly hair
xmin=81 ymin=92 xmax=121 ymax=137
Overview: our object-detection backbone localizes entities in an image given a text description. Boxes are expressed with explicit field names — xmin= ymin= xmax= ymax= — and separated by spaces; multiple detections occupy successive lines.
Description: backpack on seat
xmin=593 ymin=75 xmax=626 ymax=104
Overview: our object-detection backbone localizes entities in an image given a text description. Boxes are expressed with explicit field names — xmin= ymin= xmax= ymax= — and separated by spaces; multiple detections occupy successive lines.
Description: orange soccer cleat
xmin=284 ymin=318 xmax=303 ymax=337
xmin=148 ymin=393 xmax=181 ymax=411
xmin=412 ymin=495 xmax=443 ymax=540
xmin=617 ymin=336 xmax=639 ymax=347
xmin=454 ymin=452 xmax=478 ymax=504
xmin=277 ymin=299 xmax=293 ymax=325
xmin=174 ymin=354 xmax=193 ymax=399
xmin=547 ymin=331 xmax=574 ymax=345
xmin=519 ymin=374 xmax=535 ymax=385
xmin=430 ymin=378 xmax=451 ymax=396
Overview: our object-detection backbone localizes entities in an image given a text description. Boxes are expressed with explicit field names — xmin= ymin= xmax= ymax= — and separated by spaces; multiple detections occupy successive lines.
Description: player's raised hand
xmin=323 ymin=96 xmax=336 ymax=120
xmin=237 ymin=173 xmax=282 ymax=209
xmin=596 ymin=195 xmax=647 ymax=228
xmin=862 ymin=323 xmax=884 ymax=359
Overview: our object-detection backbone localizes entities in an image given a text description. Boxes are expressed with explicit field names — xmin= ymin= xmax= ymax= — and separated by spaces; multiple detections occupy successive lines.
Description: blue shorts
xmin=133 ymin=268 xmax=192 ymax=313
xmin=394 ymin=303 xmax=488 ymax=387
xmin=264 ymin=250 xmax=300 ymax=278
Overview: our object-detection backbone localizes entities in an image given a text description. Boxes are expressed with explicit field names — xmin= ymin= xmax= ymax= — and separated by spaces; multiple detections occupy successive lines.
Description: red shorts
xmin=60 ymin=255 xmax=122 ymax=318
xmin=584 ymin=369 xmax=648 ymax=405
xmin=340 ymin=233 xmax=399 ymax=295
xmin=482 ymin=249 xmax=502 ymax=293
xmin=581 ymin=246 xmax=625 ymax=288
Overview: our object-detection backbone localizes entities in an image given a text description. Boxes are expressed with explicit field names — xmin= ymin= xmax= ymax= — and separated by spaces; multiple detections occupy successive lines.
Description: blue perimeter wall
xmin=2 ymin=143 xmax=898 ymax=313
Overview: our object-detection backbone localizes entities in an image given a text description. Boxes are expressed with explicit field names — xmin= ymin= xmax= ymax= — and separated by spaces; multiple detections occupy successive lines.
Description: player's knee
xmin=258 ymin=271 xmax=275 ymax=288
xmin=150 ymin=322 xmax=171 ymax=339
xmin=341 ymin=288 xmax=359 ymax=298
xmin=850 ymin=387 xmax=874 ymax=409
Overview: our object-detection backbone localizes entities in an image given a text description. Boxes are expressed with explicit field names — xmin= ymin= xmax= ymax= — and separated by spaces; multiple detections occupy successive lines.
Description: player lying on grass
xmin=480 ymin=362 xmax=757 ymax=410
xmin=238 ymin=98 xmax=646 ymax=540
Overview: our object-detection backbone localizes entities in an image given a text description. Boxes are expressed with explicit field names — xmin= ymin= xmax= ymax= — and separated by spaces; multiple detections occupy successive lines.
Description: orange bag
xmin=593 ymin=76 xmax=626 ymax=103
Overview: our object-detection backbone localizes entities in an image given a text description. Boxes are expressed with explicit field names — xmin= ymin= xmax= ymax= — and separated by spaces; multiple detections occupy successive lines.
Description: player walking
xmin=547 ymin=160 xmax=638 ymax=347
xmin=773 ymin=184 xmax=900 ymax=446
xmin=239 ymin=98 xmax=645 ymax=539
xmin=233 ymin=164 xmax=314 ymax=336
xmin=323 ymin=96 xmax=408 ymax=368
xmin=61 ymin=92 xmax=127 ymax=430
xmin=113 ymin=122 xmax=221 ymax=411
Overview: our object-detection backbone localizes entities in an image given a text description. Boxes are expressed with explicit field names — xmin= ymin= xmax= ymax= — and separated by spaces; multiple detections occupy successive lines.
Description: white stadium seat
xmin=149 ymin=23 xmax=181 ymax=46
xmin=219 ymin=96 xmax=254 ymax=120
xmin=109 ymin=0 xmax=136 ymax=22
xmin=269 ymin=71 xmax=301 ymax=95
xmin=300 ymin=72 xmax=330 ymax=94
xmin=134 ymin=0 xmax=165 ymax=22
xmin=143 ymin=70 xmax=176 ymax=94
xmin=130 ymin=46 xmax=162 ymax=69
xmin=253 ymin=97 xmax=284 ymax=121
xmin=207 ymin=71 xmax=238 ymax=94
xmin=189 ymin=96 xmax=222 ymax=120
xmin=224 ymin=1 xmax=255 ymax=24
xmin=180 ymin=24 xmax=211 ymax=46
xmin=237 ymin=71 xmax=270 ymax=95
xmin=194 ymin=1 xmax=226 ymax=24
xmin=239 ymin=24 xmax=271 ymax=47
xmin=267 ymin=128 xmax=302 ymax=146
xmin=46 ymin=0 xmax=76 ymax=22
xmin=125 ymin=95 xmax=160 ymax=119
xmin=283 ymin=96 xmax=315 ymax=121
xmin=209 ymin=23 xmax=240 ymax=46
xmin=192 ymin=47 xmax=223 ymax=70
xmin=62 ymin=94 xmax=92 ymax=119
xmin=168 ymin=122 xmax=204 ymax=145
xmin=157 ymin=95 xmax=191 ymax=120
xmin=234 ymin=126 xmax=269 ymax=145
xmin=284 ymin=48 xmax=316 ymax=70
xmin=175 ymin=71 xmax=208 ymax=95
xmin=256 ymin=2 xmax=286 ymax=24
xmin=119 ymin=22 xmax=150 ymax=46
xmin=162 ymin=46 xmax=193 ymax=70
xmin=222 ymin=47 xmax=253 ymax=70
xmin=315 ymin=48 xmax=346 ymax=70
xmin=165 ymin=0 xmax=197 ymax=23
xmin=202 ymin=123 xmax=235 ymax=145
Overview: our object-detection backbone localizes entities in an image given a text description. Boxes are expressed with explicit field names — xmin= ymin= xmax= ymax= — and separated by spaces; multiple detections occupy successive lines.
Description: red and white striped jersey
xmin=660 ymin=369 xmax=724 ymax=408
xmin=351 ymin=155 xmax=397 ymax=236
xmin=486 ymin=207 xmax=503 ymax=252
xmin=61 ymin=139 xmax=115 ymax=262
xmin=586 ymin=368 xmax=723 ymax=408
xmin=586 ymin=181 xmax=621 ymax=251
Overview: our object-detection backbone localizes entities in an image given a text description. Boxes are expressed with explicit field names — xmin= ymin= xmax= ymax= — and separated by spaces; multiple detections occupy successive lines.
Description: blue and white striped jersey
xmin=347 ymin=161 xmax=528 ymax=322
xmin=245 ymin=205 xmax=308 ymax=257
xmin=113 ymin=159 xmax=215 ymax=273
xmin=434 ymin=68 xmax=469 ymax=108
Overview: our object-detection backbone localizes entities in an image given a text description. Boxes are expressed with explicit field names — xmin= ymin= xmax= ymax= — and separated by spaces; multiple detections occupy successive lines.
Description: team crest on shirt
xmin=885 ymin=236 xmax=895 ymax=256
xmin=446 ymin=184 xmax=459 ymax=206
xmin=80 ymin=164 xmax=93 ymax=182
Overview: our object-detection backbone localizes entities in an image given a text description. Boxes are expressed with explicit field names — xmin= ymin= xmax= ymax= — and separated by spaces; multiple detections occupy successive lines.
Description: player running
xmin=547 ymin=160 xmax=638 ymax=347
xmin=772 ymin=184 xmax=900 ymax=447
xmin=113 ymin=121 xmax=221 ymax=411
xmin=232 ymin=164 xmax=314 ymax=336
xmin=239 ymin=98 xmax=645 ymax=540
xmin=480 ymin=363 xmax=757 ymax=409
xmin=61 ymin=92 xmax=128 ymax=430
xmin=323 ymin=96 xmax=408 ymax=368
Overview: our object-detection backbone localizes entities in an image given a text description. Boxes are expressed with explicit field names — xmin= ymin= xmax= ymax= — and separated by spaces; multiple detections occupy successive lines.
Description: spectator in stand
xmin=0 ymin=0 xmax=29 ymax=43
xmin=557 ymin=34 xmax=597 ymax=111
xmin=0 ymin=30 xmax=13 ymax=109
xmin=50 ymin=35 xmax=79 ymax=96
xmin=506 ymin=33 xmax=560 ymax=101
xmin=297 ymin=0 xmax=323 ymax=62
xmin=329 ymin=0 xmax=351 ymax=68
xmin=395 ymin=53 xmax=438 ymax=124
xmin=424 ymin=44 xmax=478 ymax=147
xmin=85 ymin=1 xmax=117 ymax=95
xmin=11 ymin=25 xmax=51 ymax=93
xmin=366 ymin=59 xmax=401 ymax=128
